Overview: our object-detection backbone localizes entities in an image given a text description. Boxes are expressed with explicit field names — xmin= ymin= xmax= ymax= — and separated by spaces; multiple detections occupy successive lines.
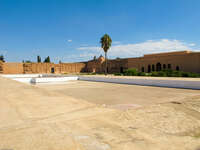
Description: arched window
xmin=156 ymin=63 xmax=162 ymax=71
xmin=176 ymin=66 xmax=180 ymax=71
xmin=148 ymin=65 xmax=151 ymax=73
xmin=163 ymin=64 xmax=166 ymax=70
xmin=168 ymin=64 xmax=171 ymax=69
xmin=152 ymin=64 xmax=155 ymax=71
xmin=141 ymin=67 xmax=145 ymax=72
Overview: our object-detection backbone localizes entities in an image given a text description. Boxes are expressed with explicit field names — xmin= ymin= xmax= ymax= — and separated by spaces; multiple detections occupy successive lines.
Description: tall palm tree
xmin=100 ymin=34 xmax=112 ymax=75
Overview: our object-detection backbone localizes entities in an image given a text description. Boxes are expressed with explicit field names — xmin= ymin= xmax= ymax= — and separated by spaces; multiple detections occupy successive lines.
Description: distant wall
xmin=3 ymin=63 xmax=24 ymax=74
xmin=86 ymin=51 xmax=200 ymax=74
xmin=23 ymin=62 xmax=86 ymax=74
xmin=127 ymin=52 xmax=200 ymax=73
xmin=1 ymin=51 xmax=200 ymax=74
xmin=60 ymin=63 xmax=86 ymax=73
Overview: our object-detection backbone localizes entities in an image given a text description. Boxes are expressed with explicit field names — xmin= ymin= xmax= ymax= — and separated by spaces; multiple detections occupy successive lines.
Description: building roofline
xmin=143 ymin=50 xmax=192 ymax=57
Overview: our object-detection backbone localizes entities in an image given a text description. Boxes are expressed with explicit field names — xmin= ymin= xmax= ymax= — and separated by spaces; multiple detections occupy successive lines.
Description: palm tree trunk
xmin=105 ymin=52 xmax=107 ymax=75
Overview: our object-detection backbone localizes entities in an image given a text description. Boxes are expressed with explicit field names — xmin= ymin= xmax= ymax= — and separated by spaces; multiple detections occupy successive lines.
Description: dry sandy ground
xmin=0 ymin=77 xmax=200 ymax=150
xmin=38 ymin=80 xmax=200 ymax=108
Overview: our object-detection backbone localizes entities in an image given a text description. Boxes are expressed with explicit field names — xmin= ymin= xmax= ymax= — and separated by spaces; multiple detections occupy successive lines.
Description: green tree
xmin=100 ymin=34 xmax=112 ymax=75
xmin=37 ymin=55 xmax=41 ymax=63
xmin=0 ymin=55 xmax=5 ymax=62
xmin=44 ymin=56 xmax=51 ymax=63
xmin=25 ymin=60 xmax=32 ymax=63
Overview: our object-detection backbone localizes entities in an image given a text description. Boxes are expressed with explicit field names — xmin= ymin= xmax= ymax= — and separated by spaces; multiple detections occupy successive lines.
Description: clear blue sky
xmin=0 ymin=0 xmax=200 ymax=62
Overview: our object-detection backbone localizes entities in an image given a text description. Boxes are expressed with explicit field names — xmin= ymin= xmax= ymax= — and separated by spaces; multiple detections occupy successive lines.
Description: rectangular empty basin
xmin=31 ymin=77 xmax=78 ymax=83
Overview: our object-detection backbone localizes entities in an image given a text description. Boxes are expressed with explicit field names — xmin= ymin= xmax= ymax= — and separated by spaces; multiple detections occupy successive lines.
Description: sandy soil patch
xmin=0 ymin=77 xmax=200 ymax=150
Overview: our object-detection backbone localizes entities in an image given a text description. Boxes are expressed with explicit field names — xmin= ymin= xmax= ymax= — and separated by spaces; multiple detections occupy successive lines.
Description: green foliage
xmin=100 ymin=34 xmax=112 ymax=53
xmin=151 ymin=71 xmax=159 ymax=77
xmin=100 ymin=34 xmax=112 ymax=75
xmin=124 ymin=68 xmax=138 ymax=76
xmin=163 ymin=70 xmax=200 ymax=78
xmin=44 ymin=56 xmax=51 ymax=63
xmin=171 ymin=71 xmax=182 ymax=77
xmin=114 ymin=73 xmax=123 ymax=76
xmin=121 ymin=69 xmax=200 ymax=78
xmin=158 ymin=71 xmax=167 ymax=77
xmin=164 ymin=69 xmax=173 ymax=77
xmin=37 ymin=55 xmax=41 ymax=63
xmin=185 ymin=72 xmax=200 ymax=78
xmin=137 ymin=72 xmax=146 ymax=76
xmin=25 ymin=60 xmax=32 ymax=63
xmin=181 ymin=72 xmax=190 ymax=77
xmin=0 ymin=55 xmax=5 ymax=62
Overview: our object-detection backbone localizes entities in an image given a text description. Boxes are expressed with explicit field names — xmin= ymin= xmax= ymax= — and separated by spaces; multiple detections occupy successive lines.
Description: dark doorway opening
xmin=141 ymin=67 xmax=145 ymax=72
xmin=51 ymin=67 xmax=55 ymax=73
xmin=176 ymin=66 xmax=180 ymax=71
xmin=156 ymin=63 xmax=162 ymax=71
xmin=148 ymin=65 xmax=151 ymax=73
xmin=163 ymin=64 xmax=166 ymax=70
xmin=168 ymin=64 xmax=171 ymax=69
xmin=0 ymin=66 xmax=3 ymax=72
xmin=120 ymin=67 xmax=124 ymax=73
xmin=152 ymin=64 xmax=155 ymax=71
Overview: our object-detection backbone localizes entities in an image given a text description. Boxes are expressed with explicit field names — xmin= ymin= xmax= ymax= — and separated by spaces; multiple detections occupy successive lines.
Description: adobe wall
xmin=23 ymin=62 xmax=86 ymax=74
xmin=85 ymin=56 xmax=105 ymax=73
xmin=107 ymin=59 xmax=128 ymax=73
xmin=0 ymin=51 xmax=200 ymax=74
xmin=0 ymin=61 xmax=3 ymax=73
xmin=60 ymin=63 xmax=86 ymax=73
xmin=127 ymin=51 xmax=200 ymax=73
xmin=3 ymin=63 xmax=24 ymax=74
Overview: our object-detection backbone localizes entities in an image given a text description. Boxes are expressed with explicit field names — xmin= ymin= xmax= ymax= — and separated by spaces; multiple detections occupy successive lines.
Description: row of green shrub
xmin=114 ymin=68 xmax=200 ymax=78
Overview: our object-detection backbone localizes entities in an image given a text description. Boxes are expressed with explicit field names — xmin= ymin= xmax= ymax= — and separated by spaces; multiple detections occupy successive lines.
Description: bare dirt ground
xmin=38 ymin=80 xmax=200 ymax=107
xmin=0 ymin=77 xmax=200 ymax=150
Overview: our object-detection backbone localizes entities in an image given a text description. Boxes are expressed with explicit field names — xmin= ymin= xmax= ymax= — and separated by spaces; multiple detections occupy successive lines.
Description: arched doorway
xmin=156 ymin=63 xmax=162 ymax=71
xmin=148 ymin=65 xmax=151 ymax=73
xmin=163 ymin=64 xmax=166 ymax=70
xmin=141 ymin=67 xmax=145 ymax=72
xmin=0 ymin=66 xmax=3 ymax=73
xmin=152 ymin=64 xmax=155 ymax=71
xmin=168 ymin=64 xmax=171 ymax=69
xmin=176 ymin=66 xmax=180 ymax=71
xmin=51 ymin=67 xmax=55 ymax=73
xmin=120 ymin=67 xmax=124 ymax=73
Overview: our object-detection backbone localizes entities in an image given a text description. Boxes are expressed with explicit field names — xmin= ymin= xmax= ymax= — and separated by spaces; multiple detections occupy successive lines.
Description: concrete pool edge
xmin=1 ymin=74 xmax=78 ymax=84
xmin=78 ymin=76 xmax=200 ymax=90
xmin=1 ymin=74 xmax=200 ymax=89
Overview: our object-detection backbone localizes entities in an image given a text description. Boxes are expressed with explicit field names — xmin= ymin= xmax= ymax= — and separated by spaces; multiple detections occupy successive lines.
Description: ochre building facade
xmin=0 ymin=51 xmax=200 ymax=74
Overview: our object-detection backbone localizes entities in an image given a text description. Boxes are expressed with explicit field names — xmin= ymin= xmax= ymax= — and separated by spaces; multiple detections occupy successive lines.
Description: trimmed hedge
xmin=114 ymin=68 xmax=200 ymax=78
xmin=123 ymin=68 xmax=138 ymax=76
